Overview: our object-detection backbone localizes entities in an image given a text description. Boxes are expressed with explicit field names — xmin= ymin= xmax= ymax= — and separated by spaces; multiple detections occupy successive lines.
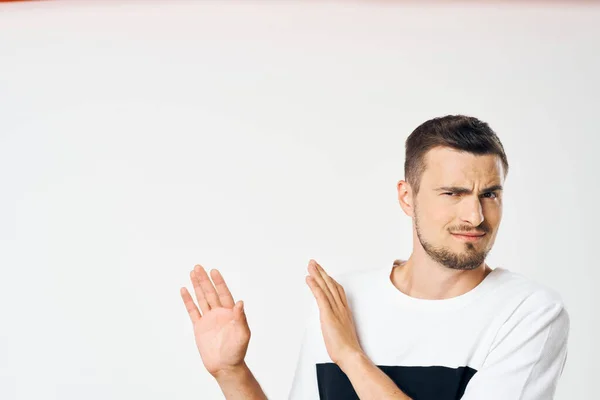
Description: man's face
xmin=411 ymin=146 xmax=504 ymax=270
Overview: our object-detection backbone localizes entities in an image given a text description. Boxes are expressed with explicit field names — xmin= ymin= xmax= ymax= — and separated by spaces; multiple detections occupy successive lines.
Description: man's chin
xmin=435 ymin=251 xmax=487 ymax=271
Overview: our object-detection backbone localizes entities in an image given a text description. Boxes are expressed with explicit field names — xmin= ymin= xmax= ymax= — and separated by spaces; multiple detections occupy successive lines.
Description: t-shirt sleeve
xmin=461 ymin=291 xmax=570 ymax=400
xmin=288 ymin=300 xmax=321 ymax=399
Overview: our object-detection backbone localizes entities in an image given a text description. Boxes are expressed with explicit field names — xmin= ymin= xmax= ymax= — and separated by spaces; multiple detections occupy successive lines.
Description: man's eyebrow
xmin=434 ymin=185 xmax=503 ymax=195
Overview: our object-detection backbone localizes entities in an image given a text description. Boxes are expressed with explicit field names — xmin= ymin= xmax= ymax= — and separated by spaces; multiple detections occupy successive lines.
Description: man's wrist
xmin=337 ymin=349 xmax=370 ymax=374
xmin=213 ymin=361 xmax=268 ymax=400
xmin=338 ymin=351 xmax=413 ymax=400
xmin=213 ymin=361 xmax=250 ymax=384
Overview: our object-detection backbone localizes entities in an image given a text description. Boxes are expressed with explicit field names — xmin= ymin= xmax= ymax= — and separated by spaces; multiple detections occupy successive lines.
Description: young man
xmin=180 ymin=115 xmax=570 ymax=400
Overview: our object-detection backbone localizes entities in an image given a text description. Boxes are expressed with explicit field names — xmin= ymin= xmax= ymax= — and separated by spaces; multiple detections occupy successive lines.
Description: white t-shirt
xmin=288 ymin=263 xmax=570 ymax=400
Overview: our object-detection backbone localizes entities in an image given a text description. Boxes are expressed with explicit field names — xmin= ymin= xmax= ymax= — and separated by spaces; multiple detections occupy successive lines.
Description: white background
xmin=0 ymin=1 xmax=598 ymax=399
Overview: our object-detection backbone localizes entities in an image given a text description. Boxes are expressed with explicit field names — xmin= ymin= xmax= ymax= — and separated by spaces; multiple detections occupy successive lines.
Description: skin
xmin=179 ymin=145 xmax=505 ymax=399
xmin=393 ymin=146 xmax=504 ymax=300
xmin=180 ymin=266 xmax=266 ymax=400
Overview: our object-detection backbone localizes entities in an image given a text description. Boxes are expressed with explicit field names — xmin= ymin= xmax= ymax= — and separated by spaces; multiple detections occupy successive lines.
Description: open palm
xmin=180 ymin=265 xmax=250 ymax=377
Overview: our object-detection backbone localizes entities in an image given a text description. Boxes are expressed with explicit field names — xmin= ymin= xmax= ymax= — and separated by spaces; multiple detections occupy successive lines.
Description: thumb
xmin=234 ymin=300 xmax=246 ymax=323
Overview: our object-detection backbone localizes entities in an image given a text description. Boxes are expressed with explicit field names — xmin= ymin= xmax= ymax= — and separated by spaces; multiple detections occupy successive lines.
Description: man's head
xmin=397 ymin=115 xmax=508 ymax=271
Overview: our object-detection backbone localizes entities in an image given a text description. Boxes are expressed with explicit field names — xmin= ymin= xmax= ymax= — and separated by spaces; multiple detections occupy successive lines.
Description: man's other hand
xmin=180 ymin=265 xmax=250 ymax=379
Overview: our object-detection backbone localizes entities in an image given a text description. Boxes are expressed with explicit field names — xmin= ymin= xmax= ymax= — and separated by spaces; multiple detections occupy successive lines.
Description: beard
xmin=414 ymin=204 xmax=491 ymax=271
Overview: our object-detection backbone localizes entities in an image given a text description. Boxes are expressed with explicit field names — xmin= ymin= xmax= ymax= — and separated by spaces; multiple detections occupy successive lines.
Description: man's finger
xmin=233 ymin=300 xmax=247 ymax=324
xmin=306 ymin=275 xmax=334 ymax=316
xmin=194 ymin=264 xmax=223 ymax=309
xmin=210 ymin=269 xmax=235 ymax=308
xmin=180 ymin=287 xmax=202 ymax=324
xmin=313 ymin=260 xmax=345 ymax=311
xmin=190 ymin=269 xmax=211 ymax=315
xmin=308 ymin=260 xmax=337 ymax=312
xmin=336 ymin=282 xmax=349 ymax=308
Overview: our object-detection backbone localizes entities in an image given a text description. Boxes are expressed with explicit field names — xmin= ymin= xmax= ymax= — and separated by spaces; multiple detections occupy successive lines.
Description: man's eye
xmin=483 ymin=192 xmax=497 ymax=199
xmin=443 ymin=192 xmax=454 ymax=196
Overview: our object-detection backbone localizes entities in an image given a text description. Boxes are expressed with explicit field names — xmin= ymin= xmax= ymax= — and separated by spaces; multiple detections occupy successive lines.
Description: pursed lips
xmin=451 ymin=232 xmax=487 ymax=242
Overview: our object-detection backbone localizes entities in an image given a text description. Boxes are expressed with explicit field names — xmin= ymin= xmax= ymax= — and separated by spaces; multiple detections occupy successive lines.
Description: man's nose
xmin=459 ymin=196 xmax=485 ymax=227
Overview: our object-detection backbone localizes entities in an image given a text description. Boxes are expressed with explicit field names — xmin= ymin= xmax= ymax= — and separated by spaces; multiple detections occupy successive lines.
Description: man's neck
xmin=390 ymin=257 xmax=492 ymax=300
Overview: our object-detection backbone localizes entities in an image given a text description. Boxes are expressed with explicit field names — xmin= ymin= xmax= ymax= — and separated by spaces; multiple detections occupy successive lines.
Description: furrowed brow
xmin=434 ymin=185 xmax=503 ymax=195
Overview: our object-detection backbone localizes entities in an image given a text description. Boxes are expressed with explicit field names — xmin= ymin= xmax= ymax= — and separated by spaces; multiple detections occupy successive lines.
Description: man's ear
xmin=397 ymin=180 xmax=415 ymax=217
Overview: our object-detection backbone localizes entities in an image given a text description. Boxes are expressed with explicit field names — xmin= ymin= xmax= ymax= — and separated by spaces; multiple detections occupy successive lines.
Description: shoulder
xmin=494 ymin=268 xmax=567 ymax=310
xmin=490 ymin=268 xmax=570 ymax=341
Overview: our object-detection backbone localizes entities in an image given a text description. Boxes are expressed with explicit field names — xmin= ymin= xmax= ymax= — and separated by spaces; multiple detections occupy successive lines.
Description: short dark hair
xmin=404 ymin=115 xmax=509 ymax=196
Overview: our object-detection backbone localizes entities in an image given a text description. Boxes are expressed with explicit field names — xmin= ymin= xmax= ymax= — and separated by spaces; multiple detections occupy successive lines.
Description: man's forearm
xmin=214 ymin=361 xmax=268 ymax=400
xmin=339 ymin=352 xmax=412 ymax=400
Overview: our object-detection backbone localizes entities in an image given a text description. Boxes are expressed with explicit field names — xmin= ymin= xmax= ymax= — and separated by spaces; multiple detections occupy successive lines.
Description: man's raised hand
xmin=180 ymin=265 xmax=250 ymax=379
xmin=305 ymin=259 xmax=364 ymax=368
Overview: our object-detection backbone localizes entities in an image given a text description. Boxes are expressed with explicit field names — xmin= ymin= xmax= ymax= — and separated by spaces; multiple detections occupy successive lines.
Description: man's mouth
xmin=451 ymin=232 xmax=486 ymax=242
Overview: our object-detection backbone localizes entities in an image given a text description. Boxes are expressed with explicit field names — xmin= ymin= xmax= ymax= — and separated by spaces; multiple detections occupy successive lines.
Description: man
xmin=180 ymin=115 xmax=570 ymax=399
